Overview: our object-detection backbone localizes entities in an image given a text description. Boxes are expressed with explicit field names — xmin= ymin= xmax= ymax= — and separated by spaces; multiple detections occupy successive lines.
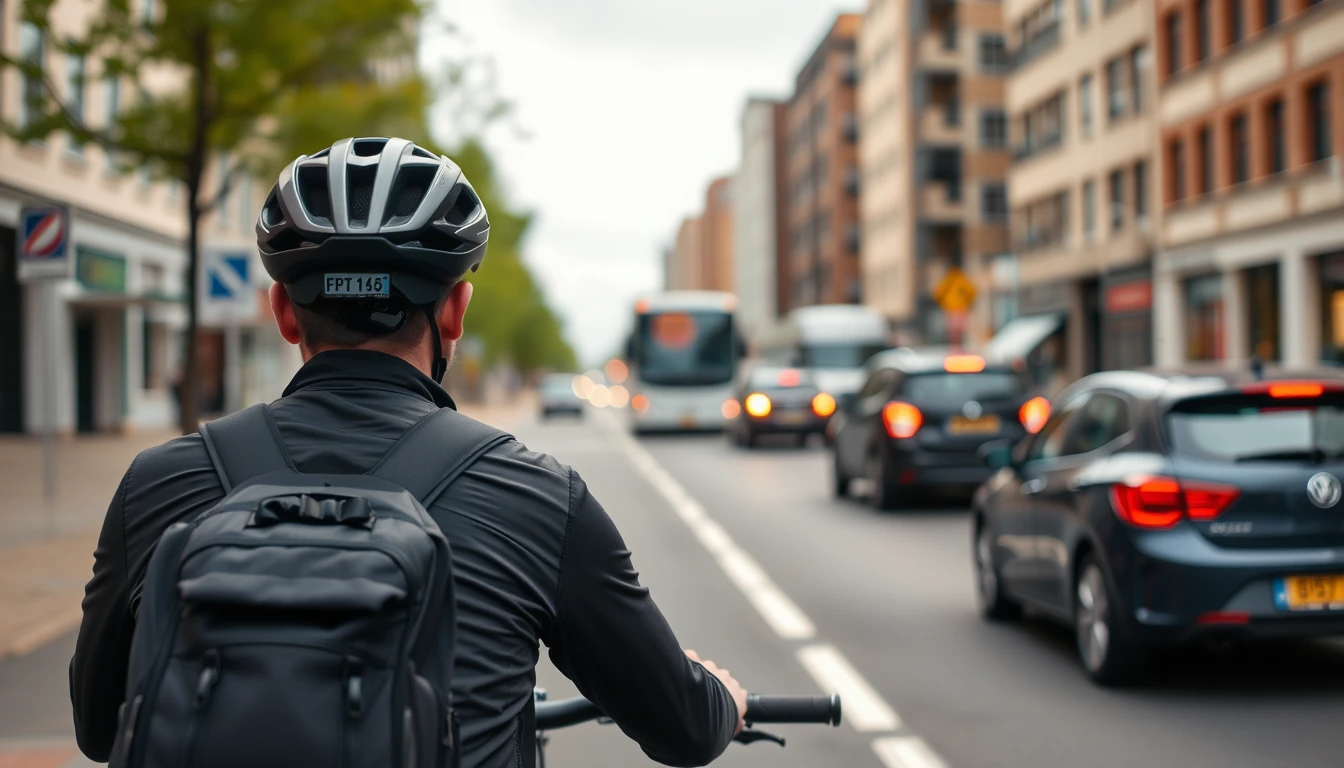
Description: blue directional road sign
xmin=201 ymin=250 xmax=257 ymax=323
xmin=17 ymin=206 xmax=73 ymax=282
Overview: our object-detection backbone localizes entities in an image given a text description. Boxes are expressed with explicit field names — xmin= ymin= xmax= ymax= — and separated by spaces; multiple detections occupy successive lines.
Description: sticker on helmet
xmin=323 ymin=273 xmax=390 ymax=298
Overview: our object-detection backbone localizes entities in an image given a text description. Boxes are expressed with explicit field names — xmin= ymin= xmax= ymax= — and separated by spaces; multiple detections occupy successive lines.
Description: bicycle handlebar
xmin=533 ymin=693 xmax=842 ymax=731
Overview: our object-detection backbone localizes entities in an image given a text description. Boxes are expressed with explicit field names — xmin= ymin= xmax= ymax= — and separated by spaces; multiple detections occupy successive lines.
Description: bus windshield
xmin=801 ymin=342 xmax=888 ymax=369
xmin=636 ymin=310 xmax=736 ymax=386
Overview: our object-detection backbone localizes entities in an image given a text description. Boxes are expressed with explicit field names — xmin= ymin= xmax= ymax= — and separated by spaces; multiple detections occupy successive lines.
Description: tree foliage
xmin=1 ymin=0 xmax=575 ymax=430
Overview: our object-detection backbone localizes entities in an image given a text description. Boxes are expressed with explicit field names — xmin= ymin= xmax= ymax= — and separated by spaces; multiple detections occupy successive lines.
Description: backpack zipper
xmin=181 ymin=649 xmax=221 ymax=768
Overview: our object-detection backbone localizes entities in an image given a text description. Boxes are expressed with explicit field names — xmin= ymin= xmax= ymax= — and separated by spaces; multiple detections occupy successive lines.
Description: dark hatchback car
xmin=727 ymin=365 xmax=836 ymax=447
xmin=830 ymin=349 xmax=1049 ymax=509
xmin=973 ymin=369 xmax=1344 ymax=685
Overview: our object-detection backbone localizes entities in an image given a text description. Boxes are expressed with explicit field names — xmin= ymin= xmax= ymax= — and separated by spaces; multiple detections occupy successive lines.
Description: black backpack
xmin=109 ymin=404 xmax=510 ymax=768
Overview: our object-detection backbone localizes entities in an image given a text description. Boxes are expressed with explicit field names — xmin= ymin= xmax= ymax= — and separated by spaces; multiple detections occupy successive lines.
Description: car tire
xmin=867 ymin=447 xmax=900 ymax=511
xmin=832 ymin=450 xmax=851 ymax=498
xmin=974 ymin=521 xmax=1022 ymax=621
xmin=1074 ymin=554 xmax=1148 ymax=686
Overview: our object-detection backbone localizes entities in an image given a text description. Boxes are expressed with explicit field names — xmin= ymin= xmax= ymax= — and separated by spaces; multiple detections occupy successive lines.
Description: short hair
xmin=291 ymin=288 xmax=451 ymax=353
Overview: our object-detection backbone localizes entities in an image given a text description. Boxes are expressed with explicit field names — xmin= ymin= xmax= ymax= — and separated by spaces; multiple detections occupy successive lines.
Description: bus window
xmin=636 ymin=311 xmax=736 ymax=386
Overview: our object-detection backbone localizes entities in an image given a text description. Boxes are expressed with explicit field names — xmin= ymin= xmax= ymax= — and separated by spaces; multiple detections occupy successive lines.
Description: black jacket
xmin=71 ymin=350 xmax=737 ymax=767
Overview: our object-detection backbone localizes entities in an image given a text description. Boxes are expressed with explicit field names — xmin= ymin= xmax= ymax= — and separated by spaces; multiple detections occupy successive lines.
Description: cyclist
xmin=70 ymin=137 xmax=747 ymax=767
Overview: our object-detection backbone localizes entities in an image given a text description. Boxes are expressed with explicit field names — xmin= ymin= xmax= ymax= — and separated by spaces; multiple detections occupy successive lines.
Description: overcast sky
xmin=426 ymin=0 xmax=855 ymax=366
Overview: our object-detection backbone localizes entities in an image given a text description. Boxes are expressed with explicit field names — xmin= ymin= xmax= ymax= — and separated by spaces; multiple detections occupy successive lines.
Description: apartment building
xmin=1153 ymin=0 xmax=1344 ymax=368
xmin=785 ymin=14 xmax=862 ymax=313
xmin=859 ymin=0 xmax=1011 ymax=345
xmin=701 ymin=176 xmax=735 ymax=293
xmin=668 ymin=216 xmax=705 ymax=290
xmin=1001 ymin=0 xmax=1159 ymax=382
xmin=734 ymin=98 xmax=789 ymax=342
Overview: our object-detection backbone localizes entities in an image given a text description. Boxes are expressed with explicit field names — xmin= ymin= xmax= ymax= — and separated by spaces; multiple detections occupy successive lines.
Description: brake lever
xmin=734 ymin=728 xmax=786 ymax=747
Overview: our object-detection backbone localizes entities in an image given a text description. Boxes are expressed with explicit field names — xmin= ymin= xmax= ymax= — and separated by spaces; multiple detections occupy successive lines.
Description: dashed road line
xmin=597 ymin=413 xmax=952 ymax=767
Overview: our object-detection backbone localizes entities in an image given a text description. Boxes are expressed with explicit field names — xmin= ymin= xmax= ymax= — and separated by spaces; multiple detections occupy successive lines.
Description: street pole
xmin=42 ymin=280 xmax=57 ymax=505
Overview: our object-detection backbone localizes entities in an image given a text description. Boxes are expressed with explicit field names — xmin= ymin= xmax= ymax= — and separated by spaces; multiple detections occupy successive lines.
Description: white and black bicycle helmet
xmin=256 ymin=137 xmax=489 ymax=381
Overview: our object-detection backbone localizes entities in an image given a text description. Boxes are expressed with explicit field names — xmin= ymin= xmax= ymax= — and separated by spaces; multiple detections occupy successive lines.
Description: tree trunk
xmin=177 ymin=28 xmax=211 ymax=435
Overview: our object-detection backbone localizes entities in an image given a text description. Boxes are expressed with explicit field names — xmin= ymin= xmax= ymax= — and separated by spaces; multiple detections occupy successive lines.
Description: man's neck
xmin=303 ymin=343 xmax=434 ymax=378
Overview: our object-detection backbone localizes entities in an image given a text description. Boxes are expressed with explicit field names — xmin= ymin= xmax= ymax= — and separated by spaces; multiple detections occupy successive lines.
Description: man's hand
xmin=685 ymin=650 xmax=748 ymax=735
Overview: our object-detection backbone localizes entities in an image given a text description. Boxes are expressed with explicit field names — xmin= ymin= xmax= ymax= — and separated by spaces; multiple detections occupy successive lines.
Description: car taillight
xmin=631 ymin=394 xmax=650 ymax=413
xmin=1109 ymin=475 xmax=1241 ymax=530
xmin=1243 ymin=380 xmax=1340 ymax=398
xmin=882 ymin=402 xmax=922 ymax=439
xmin=812 ymin=392 xmax=837 ymax=417
xmin=1019 ymin=396 xmax=1050 ymax=434
xmin=744 ymin=393 xmax=773 ymax=418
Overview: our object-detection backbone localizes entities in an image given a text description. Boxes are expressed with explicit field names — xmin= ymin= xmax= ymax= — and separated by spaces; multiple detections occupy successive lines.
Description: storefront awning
xmin=985 ymin=313 xmax=1065 ymax=362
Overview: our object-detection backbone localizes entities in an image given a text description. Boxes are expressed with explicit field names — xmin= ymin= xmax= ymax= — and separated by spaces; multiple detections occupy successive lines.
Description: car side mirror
xmin=979 ymin=439 xmax=1015 ymax=470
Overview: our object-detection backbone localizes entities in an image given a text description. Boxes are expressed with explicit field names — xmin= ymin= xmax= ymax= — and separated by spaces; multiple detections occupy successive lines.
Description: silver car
xmin=540 ymin=373 xmax=584 ymax=419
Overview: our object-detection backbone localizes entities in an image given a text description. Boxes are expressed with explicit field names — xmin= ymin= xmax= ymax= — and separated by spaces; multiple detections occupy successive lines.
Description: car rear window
xmin=749 ymin=368 xmax=811 ymax=388
xmin=1167 ymin=394 xmax=1344 ymax=461
xmin=542 ymin=376 xmax=574 ymax=394
xmin=900 ymin=372 xmax=1025 ymax=402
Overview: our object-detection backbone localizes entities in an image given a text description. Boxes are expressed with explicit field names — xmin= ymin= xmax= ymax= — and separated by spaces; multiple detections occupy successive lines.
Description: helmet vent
xmin=411 ymin=147 xmax=436 ymax=159
xmin=442 ymin=187 xmax=480 ymax=226
xmin=347 ymin=165 xmax=377 ymax=226
xmin=351 ymin=139 xmax=385 ymax=157
xmin=262 ymin=190 xmax=285 ymax=227
xmin=296 ymin=166 xmax=331 ymax=223
xmin=385 ymin=165 xmax=437 ymax=224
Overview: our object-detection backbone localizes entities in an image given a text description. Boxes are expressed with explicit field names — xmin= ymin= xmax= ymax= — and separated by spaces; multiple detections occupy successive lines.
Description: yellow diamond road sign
xmin=933 ymin=267 xmax=977 ymax=313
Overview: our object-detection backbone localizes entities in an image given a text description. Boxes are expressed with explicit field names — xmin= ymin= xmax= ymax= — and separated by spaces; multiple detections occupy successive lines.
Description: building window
xmin=980 ymin=109 xmax=1008 ymax=148
xmin=65 ymin=53 xmax=86 ymax=154
xmin=1080 ymin=74 xmax=1094 ymax=137
xmin=19 ymin=21 xmax=44 ymax=130
xmin=1109 ymin=169 xmax=1125 ymax=231
xmin=1231 ymin=113 xmax=1249 ymax=184
xmin=1077 ymin=0 xmax=1091 ymax=27
xmin=1134 ymin=160 xmax=1148 ymax=221
xmin=1198 ymin=126 xmax=1214 ymax=195
xmin=1017 ymin=191 xmax=1070 ymax=251
xmin=1245 ymin=263 xmax=1281 ymax=361
xmin=1308 ymin=81 xmax=1332 ymax=163
xmin=1185 ymin=275 xmax=1225 ymax=362
xmin=982 ymin=183 xmax=1008 ymax=221
xmin=1266 ymin=98 xmax=1284 ymax=175
xmin=1018 ymin=91 xmax=1066 ymax=158
xmin=1083 ymin=179 xmax=1096 ymax=241
xmin=1263 ymin=0 xmax=1279 ymax=27
xmin=1106 ymin=57 xmax=1126 ymax=120
xmin=1129 ymin=46 xmax=1146 ymax=113
xmin=1228 ymin=0 xmax=1244 ymax=43
xmin=979 ymin=35 xmax=1009 ymax=73
xmin=1166 ymin=12 xmax=1183 ymax=77
xmin=1170 ymin=138 xmax=1187 ymax=202
xmin=1196 ymin=0 xmax=1211 ymax=62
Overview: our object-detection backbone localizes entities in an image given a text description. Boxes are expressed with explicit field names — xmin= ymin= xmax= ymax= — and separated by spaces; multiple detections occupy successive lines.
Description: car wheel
xmin=832 ymin=450 xmax=851 ymax=498
xmin=867 ymin=448 xmax=900 ymax=511
xmin=974 ymin=522 xmax=1022 ymax=621
xmin=1075 ymin=555 xmax=1147 ymax=686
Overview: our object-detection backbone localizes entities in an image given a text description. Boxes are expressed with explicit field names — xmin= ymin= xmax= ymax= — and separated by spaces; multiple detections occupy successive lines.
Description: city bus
xmin=759 ymin=304 xmax=890 ymax=399
xmin=625 ymin=291 xmax=743 ymax=433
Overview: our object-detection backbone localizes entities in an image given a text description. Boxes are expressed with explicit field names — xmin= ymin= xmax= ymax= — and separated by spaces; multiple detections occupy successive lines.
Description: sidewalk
xmin=0 ymin=393 xmax=535 ymax=663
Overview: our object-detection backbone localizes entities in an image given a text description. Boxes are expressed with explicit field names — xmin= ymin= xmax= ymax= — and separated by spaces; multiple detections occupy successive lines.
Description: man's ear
xmin=436 ymin=281 xmax=474 ymax=343
xmin=270 ymin=283 xmax=302 ymax=345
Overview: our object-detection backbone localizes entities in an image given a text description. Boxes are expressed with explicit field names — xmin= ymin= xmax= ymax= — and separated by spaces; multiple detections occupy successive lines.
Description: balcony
xmin=1011 ymin=22 xmax=1060 ymax=70
xmin=920 ymin=105 xmax=964 ymax=144
xmin=920 ymin=180 xmax=965 ymax=220
xmin=918 ymin=30 xmax=961 ymax=70
xmin=1012 ymin=132 xmax=1063 ymax=162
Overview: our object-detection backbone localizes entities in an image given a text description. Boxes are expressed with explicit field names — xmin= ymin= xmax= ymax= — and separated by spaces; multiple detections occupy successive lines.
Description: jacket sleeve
xmin=545 ymin=471 xmax=738 ymax=767
xmin=70 ymin=459 xmax=138 ymax=762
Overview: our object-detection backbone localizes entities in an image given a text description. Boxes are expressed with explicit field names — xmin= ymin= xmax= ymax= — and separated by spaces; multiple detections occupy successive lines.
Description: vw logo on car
xmin=1306 ymin=472 xmax=1341 ymax=509
xmin=963 ymin=401 xmax=983 ymax=420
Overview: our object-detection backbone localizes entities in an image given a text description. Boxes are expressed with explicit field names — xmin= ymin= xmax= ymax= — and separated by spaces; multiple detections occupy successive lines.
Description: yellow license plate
xmin=1278 ymin=575 xmax=1344 ymax=611
xmin=948 ymin=415 xmax=1001 ymax=435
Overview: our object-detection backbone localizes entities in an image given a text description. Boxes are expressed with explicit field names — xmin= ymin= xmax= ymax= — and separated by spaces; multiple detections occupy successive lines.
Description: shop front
xmin=1319 ymin=251 xmax=1344 ymax=366
xmin=1100 ymin=268 xmax=1153 ymax=371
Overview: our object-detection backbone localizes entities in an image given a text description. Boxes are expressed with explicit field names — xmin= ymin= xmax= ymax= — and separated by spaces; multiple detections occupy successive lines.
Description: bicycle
xmin=532 ymin=688 xmax=843 ymax=767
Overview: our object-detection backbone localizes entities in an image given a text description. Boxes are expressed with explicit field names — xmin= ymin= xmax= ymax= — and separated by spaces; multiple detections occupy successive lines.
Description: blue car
xmin=974 ymin=368 xmax=1344 ymax=685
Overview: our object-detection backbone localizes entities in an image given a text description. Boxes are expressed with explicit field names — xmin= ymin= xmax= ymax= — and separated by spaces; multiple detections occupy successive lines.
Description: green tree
xmin=2 ymin=0 xmax=429 ymax=433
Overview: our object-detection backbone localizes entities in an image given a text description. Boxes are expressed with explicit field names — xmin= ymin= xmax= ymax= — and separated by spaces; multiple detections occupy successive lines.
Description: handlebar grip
xmin=744 ymin=694 xmax=842 ymax=726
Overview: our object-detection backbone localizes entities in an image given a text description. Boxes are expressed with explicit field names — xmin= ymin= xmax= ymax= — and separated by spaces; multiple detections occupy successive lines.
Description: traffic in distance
xmin=560 ymin=290 xmax=1344 ymax=686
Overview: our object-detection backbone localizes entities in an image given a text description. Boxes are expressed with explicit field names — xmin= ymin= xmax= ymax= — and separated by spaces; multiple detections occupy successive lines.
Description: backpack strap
xmin=199 ymin=404 xmax=294 ymax=493
xmin=369 ymin=408 xmax=513 ymax=507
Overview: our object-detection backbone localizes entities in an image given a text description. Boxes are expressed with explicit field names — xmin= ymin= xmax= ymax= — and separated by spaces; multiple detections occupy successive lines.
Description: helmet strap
xmin=422 ymin=303 xmax=448 ymax=384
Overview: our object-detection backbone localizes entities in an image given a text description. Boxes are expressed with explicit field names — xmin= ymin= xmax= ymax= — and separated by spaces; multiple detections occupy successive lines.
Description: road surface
xmin=5 ymin=408 xmax=1344 ymax=767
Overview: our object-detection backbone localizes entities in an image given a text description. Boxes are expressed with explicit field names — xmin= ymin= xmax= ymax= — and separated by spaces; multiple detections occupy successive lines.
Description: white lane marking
xmin=872 ymin=736 xmax=950 ymax=768
xmin=796 ymin=644 xmax=900 ymax=732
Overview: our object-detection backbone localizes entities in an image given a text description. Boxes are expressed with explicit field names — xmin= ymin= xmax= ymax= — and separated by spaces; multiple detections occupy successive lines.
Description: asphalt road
xmin=6 ymin=408 xmax=1344 ymax=767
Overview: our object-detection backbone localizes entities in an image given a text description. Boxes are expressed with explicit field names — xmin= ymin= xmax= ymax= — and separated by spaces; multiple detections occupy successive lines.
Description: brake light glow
xmin=744 ymin=393 xmax=773 ymax=418
xmin=1019 ymin=396 xmax=1051 ymax=434
xmin=631 ymin=394 xmax=650 ymax=413
xmin=1268 ymin=382 xmax=1324 ymax=399
xmin=944 ymin=354 xmax=986 ymax=373
xmin=882 ymin=402 xmax=923 ymax=439
xmin=812 ymin=392 xmax=837 ymax=418
xmin=721 ymin=399 xmax=741 ymax=419
xmin=778 ymin=369 xmax=802 ymax=387
xmin=1110 ymin=475 xmax=1241 ymax=530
